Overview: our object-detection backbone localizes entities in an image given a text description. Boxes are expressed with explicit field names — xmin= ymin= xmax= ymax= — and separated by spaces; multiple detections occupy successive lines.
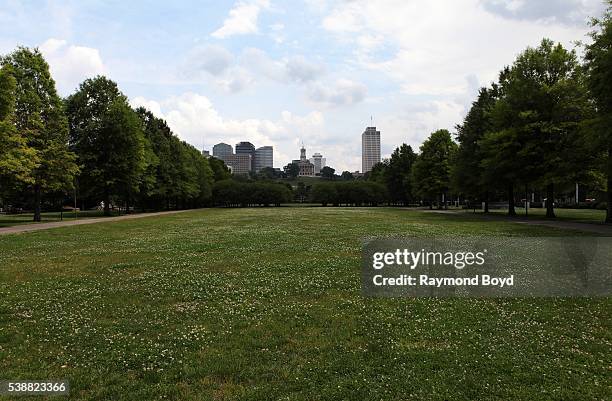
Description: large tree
xmin=584 ymin=3 xmax=612 ymax=223
xmin=66 ymin=76 xmax=145 ymax=215
xmin=385 ymin=143 xmax=417 ymax=205
xmin=0 ymin=64 xmax=37 ymax=191
xmin=412 ymin=129 xmax=457 ymax=209
xmin=2 ymin=48 xmax=78 ymax=221
xmin=483 ymin=39 xmax=590 ymax=218
xmin=452 ymin=86 xmax=498 ymax=212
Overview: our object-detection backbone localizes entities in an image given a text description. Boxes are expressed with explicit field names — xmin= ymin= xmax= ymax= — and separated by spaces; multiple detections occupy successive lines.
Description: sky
xmin=0 ymin=0 xmax=607 ymax=171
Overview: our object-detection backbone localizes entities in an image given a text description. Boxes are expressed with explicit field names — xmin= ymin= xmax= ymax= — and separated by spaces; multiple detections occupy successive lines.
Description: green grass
xmin=0 ymin=208 xmax=609 ymax=400
xmin=0 ymin=210 xmax=120 ymax=228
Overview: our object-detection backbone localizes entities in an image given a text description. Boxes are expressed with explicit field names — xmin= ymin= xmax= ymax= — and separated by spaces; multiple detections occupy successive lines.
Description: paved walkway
xmin=0 ymin=209 xmax=193 ymax=236
xmin=423 ymin=209 xmax=612 ymax=235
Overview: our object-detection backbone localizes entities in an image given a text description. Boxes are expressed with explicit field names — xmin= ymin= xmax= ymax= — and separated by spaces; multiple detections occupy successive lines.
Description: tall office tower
xmin=310 ymin=153 xmax=325 ymax=174
xmin=254 ymin=146 xmax=273 ymax=172
xmin=361 ymin=126 xmax=381 ymax=173
xmin=212 ymin=143 xmax=233 ymax=162
xmin=201 ymin=150 xmax=210 ymax=158
xmin=235 ymin=141 xmax=256 ymax=171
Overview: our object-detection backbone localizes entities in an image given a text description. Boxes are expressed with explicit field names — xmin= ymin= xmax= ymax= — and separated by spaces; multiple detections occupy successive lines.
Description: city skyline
xmin=0 ymin=1 xmax=604 ymax=171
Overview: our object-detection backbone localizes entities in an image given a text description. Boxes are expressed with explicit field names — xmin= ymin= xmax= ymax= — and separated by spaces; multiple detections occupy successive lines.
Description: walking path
xmin=423 ymin=209 xmax=612 ymax=235
xmin=0 ymin=209 xmax=194 ymax=236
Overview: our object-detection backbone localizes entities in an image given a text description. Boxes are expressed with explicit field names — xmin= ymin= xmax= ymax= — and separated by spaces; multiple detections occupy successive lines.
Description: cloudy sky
xmin=0 ymin=0 xmax=606 ymax=171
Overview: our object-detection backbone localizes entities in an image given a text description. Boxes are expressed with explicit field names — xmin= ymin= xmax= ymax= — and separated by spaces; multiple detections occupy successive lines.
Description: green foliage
xmin=412 ymin=129 xmax=457 ymax=203
xmin=584 ymin=4 xmax=612 ymax=222
xmin=310 ymin=181 xmax=388 ymax=206
xmin=1 ymin=47 xmax=78 ymax=220
xmin=452 ymin=86 xmax=498 ymax=199
xmin=212 ymin=180 xmax=292 ymax=206
xmin=0 ymin=64 xmax=37 ymax=186
xmin=255 ymin=166 xmax=281 ymax=180
xmin=340 ymin=171 xmax=354 ymax=181
xmin=284 ymin=162 xmax=299 ymax=179
xmin=478 ymin=39 xmax=593 ymax=217
xmin=385 ymin=144 xmax=417 ymax=204
xmin=66 ymin=76 xmax=145 ymax=213
xmin=208 ymin=156 xmax=232 ymax=181
xmin=320 ymin=165 xmax=335 ymax=180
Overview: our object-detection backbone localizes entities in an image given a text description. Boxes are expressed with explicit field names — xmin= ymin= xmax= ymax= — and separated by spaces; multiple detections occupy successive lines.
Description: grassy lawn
xmin=0 ymin=208 xmax=609 ymax=400
xmin=0 ymin=210 xmax=121 ymax=228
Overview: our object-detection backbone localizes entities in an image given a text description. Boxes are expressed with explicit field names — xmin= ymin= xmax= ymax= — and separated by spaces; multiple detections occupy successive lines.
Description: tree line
xmin=0 ymin=47 xmax=232 ymax=220
xmin=1 ymin=5 xmax=610 ymax=222
xmin=364 ymin=7 xmax=612 ymax=223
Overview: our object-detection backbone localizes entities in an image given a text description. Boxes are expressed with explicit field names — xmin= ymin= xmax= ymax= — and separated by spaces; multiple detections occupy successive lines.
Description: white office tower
xmin=361 ymin=126 xmax=381 ymax=173
xmin=310 ymin=153 xmax=325 ymax=174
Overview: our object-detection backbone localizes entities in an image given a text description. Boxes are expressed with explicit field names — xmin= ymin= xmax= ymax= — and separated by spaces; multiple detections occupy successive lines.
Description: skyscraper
xmin=212 ymin=143 xmax=233 ymax=162
xmin=362 ymin=126 xmax=381 ymax=173
xmin=254 ymin=146 xmax=273 ymax=172
xmin=310 ymin=153 xmax=325 ymax=174
xmin=235 ymin=141 xmax=255 ymax=171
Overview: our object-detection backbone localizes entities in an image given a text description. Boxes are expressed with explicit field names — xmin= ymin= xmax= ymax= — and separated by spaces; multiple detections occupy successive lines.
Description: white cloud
xmin=320 ymin=0 xmax=595 ymax=101
xmin=184 ymin=44 xmax=234 ymax=76
xmin=211 ymin=0 xmax=270 ymax=39
xmin=307 ymin=79 xmax=367 ymax=106
xmin=480 ymin=0 xmax=605 ymax=25
xmin=39 ymin=38 xmax=105 ymax=95
xmin=241 ymin=48 xmax=325 ymax=84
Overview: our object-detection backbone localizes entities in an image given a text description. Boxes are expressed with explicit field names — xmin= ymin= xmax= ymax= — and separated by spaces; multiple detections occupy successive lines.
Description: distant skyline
xmin=0 ymin=0 xmax=605 ymax=171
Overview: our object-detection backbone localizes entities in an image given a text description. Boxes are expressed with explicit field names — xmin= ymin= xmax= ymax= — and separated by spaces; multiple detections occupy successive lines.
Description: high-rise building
xmin=201 ymin=150 xmax=210 ymax=158
xmin=254 ymin=146 xmax=273 ymax=172
xmin=213 ymin=143 xmax=233 ymax=162
xmin=226 ymin=154 xmax=252 ymax=175
xmin=362 ymin=126 xmax=381 ymax=173
xmin=235 ymin=141 xmax=255 ymax=171
xmin=310 ymin=153 xmax=325 ymax=174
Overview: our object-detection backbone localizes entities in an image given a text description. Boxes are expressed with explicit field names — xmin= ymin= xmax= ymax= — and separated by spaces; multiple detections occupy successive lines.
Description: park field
xmin=0 ymin=208 xmax=610 ymax=400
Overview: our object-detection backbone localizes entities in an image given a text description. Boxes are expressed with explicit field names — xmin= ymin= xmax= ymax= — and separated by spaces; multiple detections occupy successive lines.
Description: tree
xmin=285 ymin=162 xmax=300 ymax=179
xmin=452 ymin=86 xmax=498 ymax=212
xmin=341 ymin=171 xmax=354 ymax=181
xmin=208 ymin=157 xmax=232 ymax=182
xmin=584 ymin=3 xmax=612 ymax=223
xmin=66 ymin=76 xmax=145 ymax=216
xmin=386 ymin=144 xmax=417 ymax=205
xmin=412 ymin=129 xmax=457 ymax=209
xmin=2 ymin=47 xmax=78 ymax=221
xmin=484 ymin=39 xmax=591 ymax=218
xmin=0 ymin=64 xmax=37 ymax=190
xmin=295 ymin=181 xmax=309 ymax=202
xmin=256 ymin=166 xmax=280 ymax=180
xmin=320 ymin=166 xmax=335 ymax=180
xmin=311 ymin=182 xmax=337 ymax=206
xmin=367 ymin=162 xmax=387 ymax=184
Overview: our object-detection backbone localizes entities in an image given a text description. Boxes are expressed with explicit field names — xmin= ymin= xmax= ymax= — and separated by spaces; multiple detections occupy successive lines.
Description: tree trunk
xmin=33 ymin=184 xmax=42 ymax=222
xmin=606 ymin=148 xmax=612 ymax=224
xmin=546 ymin=183 xmax=555 ymax=218
xmin=484 ymin=191 xmax=489 ymax=214
xmin=104 ymin=188 xmax=111 ymax=216
xmin=508 ymin=183 xmax=516 ymax=216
